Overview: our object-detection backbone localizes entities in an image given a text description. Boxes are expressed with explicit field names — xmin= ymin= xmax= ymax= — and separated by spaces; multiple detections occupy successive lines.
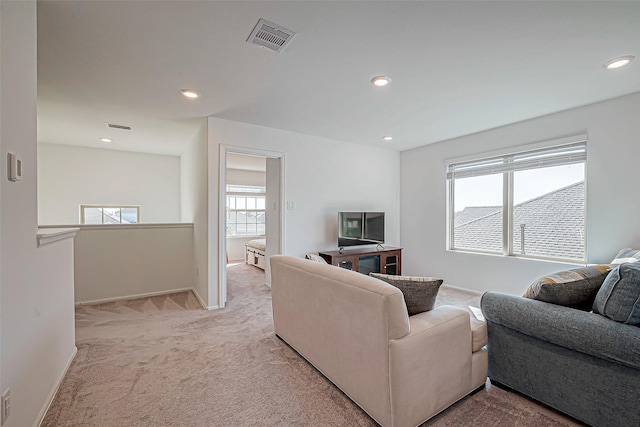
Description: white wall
xmin=1 ymin=2 xmax=77 ymax=426
xmin=264 ymin=157 xmax=282 ymax=286
xmin=208 ymin=117 xmax=401 ymax=308
xmin=180 ymin=121 xmax=209 ymax=307
xmin=400 ymin=92 xmax=640 ymax=295
xmin=227 ymin=237 xmax=253 ymax=262
xmin=38 ymin=143 xmax=181 ymax=224
xmin=0 ymin=0 xmax=4 ymax=404
xmin=71 ymin=225 xmax=196 ymax=304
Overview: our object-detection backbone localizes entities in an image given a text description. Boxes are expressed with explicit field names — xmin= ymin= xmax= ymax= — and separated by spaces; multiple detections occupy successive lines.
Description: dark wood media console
xmin=318 ymin=247 xmax=402 ymax=276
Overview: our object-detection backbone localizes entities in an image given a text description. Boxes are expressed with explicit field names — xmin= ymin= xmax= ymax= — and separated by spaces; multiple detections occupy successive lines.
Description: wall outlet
xmin=1 ymin=389 xmax=10 ymax=425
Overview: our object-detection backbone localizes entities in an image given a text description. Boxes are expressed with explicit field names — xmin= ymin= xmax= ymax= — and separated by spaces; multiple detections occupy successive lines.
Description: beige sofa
xmin=270 ymin=255 xmax=487 ymax=427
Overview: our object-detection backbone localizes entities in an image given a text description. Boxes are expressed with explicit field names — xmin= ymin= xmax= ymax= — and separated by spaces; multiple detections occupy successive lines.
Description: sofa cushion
xmin=593 ymin=263 xmax=640 ymax=325
xmin=370 ymin=273 xmax=443 ymax=315
xmin=470 ymin=317 xmax=487 ymax=352
xmin=523 ymin=265 xmax=612 ymax=310
xmin=610 ymin=248 xmax=640 ymax=265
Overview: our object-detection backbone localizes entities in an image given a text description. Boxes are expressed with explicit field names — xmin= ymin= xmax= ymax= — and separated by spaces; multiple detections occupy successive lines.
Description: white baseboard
xmin=35 ymin=346 xmax=78 ymax=427
xmin=190 ymin=287 xmax=220 ymax=311
xmin=75 ymin=288 xmax=194 ymax=306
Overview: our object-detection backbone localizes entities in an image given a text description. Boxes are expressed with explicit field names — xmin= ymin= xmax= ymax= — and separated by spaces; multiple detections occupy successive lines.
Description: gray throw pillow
xmin=370 ymin=273 xmax=443 ymax=315
xmin=304 ymin=253 xmax=328 ymax=264
xmin=523 ymin=265 xmax=612 ymax=310
xmin=593 ymin=263 xmax=640 ymax=325
xmin=610 ymin=248 xmax=640 ymax=265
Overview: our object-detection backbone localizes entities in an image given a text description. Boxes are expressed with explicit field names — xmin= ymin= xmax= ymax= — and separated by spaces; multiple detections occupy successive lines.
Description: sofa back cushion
xmin=270 ymin=255 xmax=410 ymax=426
xmin=593 ymin=263 xmax=640 ymax=325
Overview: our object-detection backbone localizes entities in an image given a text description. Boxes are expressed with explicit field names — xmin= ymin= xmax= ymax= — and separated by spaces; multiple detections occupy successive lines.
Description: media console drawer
xmin=318 ymin=247 xmax=402 ymax=276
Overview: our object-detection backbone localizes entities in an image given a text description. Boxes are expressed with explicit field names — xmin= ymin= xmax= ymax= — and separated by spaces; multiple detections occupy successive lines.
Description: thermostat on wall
xmin=8 ymin=152 xmax=22 ymax=182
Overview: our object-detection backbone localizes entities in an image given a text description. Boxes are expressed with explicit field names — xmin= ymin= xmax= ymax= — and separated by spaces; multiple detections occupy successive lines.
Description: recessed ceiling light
xmin=603 ymin=55 xmax=635 ymax=70
xmin=383 ymin=136 xmax=393 ymax=141
xmin=100 ymin=137 xmax=112 ymax=143
xmin=180 ymin=89 xmax=199 ymax=99
xmin=371 ymin=76 xmax=391 ymax=87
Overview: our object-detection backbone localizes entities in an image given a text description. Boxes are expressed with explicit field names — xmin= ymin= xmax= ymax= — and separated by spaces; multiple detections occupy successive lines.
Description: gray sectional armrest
xmin=481 ymin=291 xmax=640 ymax=370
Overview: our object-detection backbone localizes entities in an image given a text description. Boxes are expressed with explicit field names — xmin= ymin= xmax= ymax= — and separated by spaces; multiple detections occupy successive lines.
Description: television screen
xmin=338 ymin=212 xmax=384 ymax=247
xmin=363 ymin=212 xmax=384 ymax=241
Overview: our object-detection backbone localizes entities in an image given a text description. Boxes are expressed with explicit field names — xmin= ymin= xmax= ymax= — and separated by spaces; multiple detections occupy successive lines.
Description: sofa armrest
xmin=388 ymin=306 xmax=473 ymax=427
xmin=481 ymin=291 xmax=640 ymax=370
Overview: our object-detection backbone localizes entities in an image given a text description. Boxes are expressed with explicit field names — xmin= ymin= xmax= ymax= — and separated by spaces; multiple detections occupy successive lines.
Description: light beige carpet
xmin=42 ymin=263 xmax=583 ymax=427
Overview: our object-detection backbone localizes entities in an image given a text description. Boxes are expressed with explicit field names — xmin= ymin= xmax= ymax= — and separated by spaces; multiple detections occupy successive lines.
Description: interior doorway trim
xmin=218 ymin=144 xmax=285 ymax=308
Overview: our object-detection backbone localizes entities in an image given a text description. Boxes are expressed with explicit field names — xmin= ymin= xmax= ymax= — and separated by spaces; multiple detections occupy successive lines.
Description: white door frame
xmin=218 ymin=144 xmax=285 ymax=307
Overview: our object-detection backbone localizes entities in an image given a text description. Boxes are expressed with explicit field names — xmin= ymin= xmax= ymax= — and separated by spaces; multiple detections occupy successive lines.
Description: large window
xmin=81 ymin=205 xmax=140 ymax=224
xmin=447 ymin=139 xmax=586 ymax=262
xmin=226 ymin=185 xmax=266 ymax=237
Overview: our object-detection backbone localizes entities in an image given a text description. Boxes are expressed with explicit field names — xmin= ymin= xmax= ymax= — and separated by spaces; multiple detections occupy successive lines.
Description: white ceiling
xmin=37 ymin=1 xmax=640 ymax=156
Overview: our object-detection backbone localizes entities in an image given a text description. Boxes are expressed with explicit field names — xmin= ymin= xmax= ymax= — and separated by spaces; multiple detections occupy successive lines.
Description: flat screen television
xmin=338 ymin=212 xmax=385 ymax=248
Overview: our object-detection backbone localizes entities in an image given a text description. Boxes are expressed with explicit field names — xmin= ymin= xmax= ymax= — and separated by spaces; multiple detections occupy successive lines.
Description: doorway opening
xmin=218 ymin=146 xmax=284 ymax=308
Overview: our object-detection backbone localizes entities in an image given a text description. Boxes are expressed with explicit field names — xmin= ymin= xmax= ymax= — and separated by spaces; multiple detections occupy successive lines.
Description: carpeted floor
xmin=42 ymin=263 xmax=583 ymax=426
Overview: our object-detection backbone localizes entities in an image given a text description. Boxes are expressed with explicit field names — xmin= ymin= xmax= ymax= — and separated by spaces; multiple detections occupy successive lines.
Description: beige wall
xmin=71 ymin=225 xmax=196 ymax=305
xmin=180 ymin=120 xmax=210 ymax=307
xmin=0 ymin=2 xmax=77 ymax=426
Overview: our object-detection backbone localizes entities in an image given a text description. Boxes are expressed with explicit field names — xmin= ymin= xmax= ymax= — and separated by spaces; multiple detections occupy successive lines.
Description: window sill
xmin=447 ymin=248 xmax=586 ymax=266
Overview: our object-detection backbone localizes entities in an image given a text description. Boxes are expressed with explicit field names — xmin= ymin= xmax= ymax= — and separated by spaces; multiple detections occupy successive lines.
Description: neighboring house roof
xmin=454 ymin=206 xmax=502 ymax=227
xmin=454 ymin=181 xmax=584 ymax=260
xmin=84 ymin=208 xmax=127 ymax=224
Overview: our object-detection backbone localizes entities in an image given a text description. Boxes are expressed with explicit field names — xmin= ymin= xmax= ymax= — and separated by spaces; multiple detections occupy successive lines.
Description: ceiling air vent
xmin=106 ymin=122 xmax=132 ymax=131
xmin=247 ymin=19 xmax=295 ymax=53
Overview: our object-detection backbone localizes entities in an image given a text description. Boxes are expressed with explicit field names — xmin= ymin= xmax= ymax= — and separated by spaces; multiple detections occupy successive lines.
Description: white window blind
xmin=446 ymin=137 xmax=587 ymax=262
xmin=447 ymin=141 xmax=586 ymax=180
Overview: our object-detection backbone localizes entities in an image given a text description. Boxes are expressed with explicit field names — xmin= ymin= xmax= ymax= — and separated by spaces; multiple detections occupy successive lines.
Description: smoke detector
xmin=247 ymin=19 xmax=295 ymax=53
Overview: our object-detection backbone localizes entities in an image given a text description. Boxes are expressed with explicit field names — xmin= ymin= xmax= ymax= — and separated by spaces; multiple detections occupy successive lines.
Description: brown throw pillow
xmin=523 ymin=264 xmax=611 ymax=310
xmin=370 ymin=273 xmax=443 ymax=315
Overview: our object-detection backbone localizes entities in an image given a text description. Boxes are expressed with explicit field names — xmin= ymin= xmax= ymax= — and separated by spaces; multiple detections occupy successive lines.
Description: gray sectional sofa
xmin=481 ymin=260 xmax=640 ymax=427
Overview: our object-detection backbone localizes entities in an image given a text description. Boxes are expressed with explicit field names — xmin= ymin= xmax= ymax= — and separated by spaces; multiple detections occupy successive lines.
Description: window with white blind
xmin=447 ymin=137 xmax=586 ymax=262
xmin=226 ymin=185 xmax=266 ymax=237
